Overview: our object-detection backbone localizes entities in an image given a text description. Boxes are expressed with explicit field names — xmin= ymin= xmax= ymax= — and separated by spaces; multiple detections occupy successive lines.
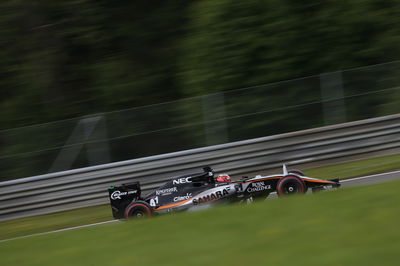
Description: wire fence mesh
xmin=1 ymin=61 xmax=400 ymax=180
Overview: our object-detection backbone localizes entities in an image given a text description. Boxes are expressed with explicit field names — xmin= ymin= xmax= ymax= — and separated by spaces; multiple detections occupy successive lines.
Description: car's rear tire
xmin=277 ymin=175 xmax=306 ymax=197
xmin=124 ymin=201 xmax=153 ymax=219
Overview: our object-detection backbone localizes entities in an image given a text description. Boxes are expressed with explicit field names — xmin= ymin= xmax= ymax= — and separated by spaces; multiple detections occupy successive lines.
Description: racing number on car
xmin=149 ymin=196 xmax=159 ymax=207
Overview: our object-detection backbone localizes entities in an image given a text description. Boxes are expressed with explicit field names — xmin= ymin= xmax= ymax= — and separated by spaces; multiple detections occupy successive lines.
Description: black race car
xmin=108 ymin=165 xmax=340 ymax=219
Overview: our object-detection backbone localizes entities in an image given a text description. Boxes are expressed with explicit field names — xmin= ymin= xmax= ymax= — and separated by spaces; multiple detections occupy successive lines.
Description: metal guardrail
xmin=1 ymin=114 xmax=400 ymax=221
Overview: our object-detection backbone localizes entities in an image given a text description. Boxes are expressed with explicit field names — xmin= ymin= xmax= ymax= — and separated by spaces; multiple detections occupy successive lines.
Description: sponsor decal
xmin=173 ymin=193 xmax=192 ymax=202
xmin=193 ymin=188 xmax=230 ymax=205
xmin=156 ymin=187 xmax=178 ymax=196
xmin=150 ymin=196 xmax=159 ymax=207
xmin=173 ymin=177 xmax=192 ymax=185
xmin=246 ymin=182 xmax=271 ymax=193
xmin=110 ymin=190 xmax=137 ymax=200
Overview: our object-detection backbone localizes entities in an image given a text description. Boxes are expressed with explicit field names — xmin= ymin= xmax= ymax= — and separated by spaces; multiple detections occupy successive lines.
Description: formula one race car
xmin=108 ymin=165 xmax=340 ymax=219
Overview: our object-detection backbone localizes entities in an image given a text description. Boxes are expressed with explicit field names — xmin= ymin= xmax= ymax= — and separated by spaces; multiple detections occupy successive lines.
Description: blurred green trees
xmin=179 ymin=0 xmax=400 ymax=95
xmin=0 ymin=0 xmax=190 ymax=129
xmin=1 ymin=0 xmax=400 ymax=129
xmin=178 ymin=0 xmax=400 ymax=142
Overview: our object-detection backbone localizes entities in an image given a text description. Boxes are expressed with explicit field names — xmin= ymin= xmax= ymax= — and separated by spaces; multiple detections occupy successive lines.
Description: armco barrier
xmin=1 ymin=114 xmax=400 ymax=221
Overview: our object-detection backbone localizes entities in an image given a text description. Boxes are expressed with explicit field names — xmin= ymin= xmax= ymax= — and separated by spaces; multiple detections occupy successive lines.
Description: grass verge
xmin=304 ymin=153 xmax=400 ymax=179
xmin=1 ymin=153 xmax=400 ymax=241
xmin=1 ymin=179 xmax=400 ymax=266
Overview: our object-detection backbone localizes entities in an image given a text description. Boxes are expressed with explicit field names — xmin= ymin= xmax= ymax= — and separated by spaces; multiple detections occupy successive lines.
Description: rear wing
xmin=108 ymin=182 xmax=141 ymax=219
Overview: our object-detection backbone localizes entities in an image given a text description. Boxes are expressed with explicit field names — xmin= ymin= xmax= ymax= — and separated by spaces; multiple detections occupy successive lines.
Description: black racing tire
xmin=288 ymin=169 xmax=305 ymax=176
xmin=277 ymin=175 xmax=306 ymax=197
xmin=124 ymin=201 xmax=153 ymax=219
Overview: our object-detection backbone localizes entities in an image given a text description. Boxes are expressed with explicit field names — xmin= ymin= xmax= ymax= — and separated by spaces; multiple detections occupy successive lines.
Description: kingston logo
xmin=156 ymin=187 xmax=178 ymax=195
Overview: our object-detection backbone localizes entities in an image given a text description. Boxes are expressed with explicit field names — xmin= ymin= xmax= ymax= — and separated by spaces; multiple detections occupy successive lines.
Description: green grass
xmin=1 ymin=180 xmax=400 ymax=266
xmin=1 ymin=153 xmax=400 ymax=242
xmin=0 ymin=205 xmax=111 ymax=241
xmin=304 ymin=153 xmax=400 ymax=179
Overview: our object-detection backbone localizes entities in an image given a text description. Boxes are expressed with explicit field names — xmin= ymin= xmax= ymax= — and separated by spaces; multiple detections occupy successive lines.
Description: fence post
xmin=320 ymin=71 xmax=347 ymax=125
xmin=202 ymin=93 xmax=228 ymax=146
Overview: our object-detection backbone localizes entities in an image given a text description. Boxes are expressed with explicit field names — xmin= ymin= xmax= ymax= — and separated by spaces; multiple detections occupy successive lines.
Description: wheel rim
xmin=133 ymin=210 xmax=145 ymax=217
xmin=284 ymin=181 xmax=299 ymax=194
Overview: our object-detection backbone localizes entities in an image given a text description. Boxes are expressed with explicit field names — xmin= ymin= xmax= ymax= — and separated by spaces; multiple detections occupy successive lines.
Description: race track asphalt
xmin=340 ymin=170 xmax=400 ymax=188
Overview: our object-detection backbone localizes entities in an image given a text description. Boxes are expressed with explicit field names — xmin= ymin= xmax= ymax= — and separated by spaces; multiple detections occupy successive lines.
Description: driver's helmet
xmin=216 ymin=174 xmax=232 ymax=183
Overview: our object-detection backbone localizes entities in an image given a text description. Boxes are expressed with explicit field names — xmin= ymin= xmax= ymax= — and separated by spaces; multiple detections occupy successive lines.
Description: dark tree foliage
xmin=177 ymin=0 xmax=400 ymax=141
xmin=1 ymin=0 xmax=399 ymax=129
xmin=179 ymin=0 xmax=400 ymax=95
xmin=0 ymin=0 xmax=190 ymax=129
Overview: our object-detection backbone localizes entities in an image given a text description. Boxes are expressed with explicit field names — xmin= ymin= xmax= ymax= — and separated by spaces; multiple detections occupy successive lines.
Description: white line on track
xmin=2 ymin=169 xmax=400 ymax=244
xmin=340 ymin=170 xmax=400 ymax=183
xmin=0 ymin=220 xmax=119 ymax=244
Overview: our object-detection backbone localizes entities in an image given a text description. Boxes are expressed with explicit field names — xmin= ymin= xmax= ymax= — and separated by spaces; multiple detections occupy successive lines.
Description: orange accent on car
xmin=155 ymin=198 xmax=192 ymax=210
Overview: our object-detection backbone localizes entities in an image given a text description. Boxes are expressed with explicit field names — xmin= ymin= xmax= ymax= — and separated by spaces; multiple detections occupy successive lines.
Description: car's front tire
xmin=288 ymin=169 xmax=305 ymax=176
xmin=277 ymin=175 xmax=306 ymax=197
xmin=124 ymin=201 xmax=153 ymax=219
